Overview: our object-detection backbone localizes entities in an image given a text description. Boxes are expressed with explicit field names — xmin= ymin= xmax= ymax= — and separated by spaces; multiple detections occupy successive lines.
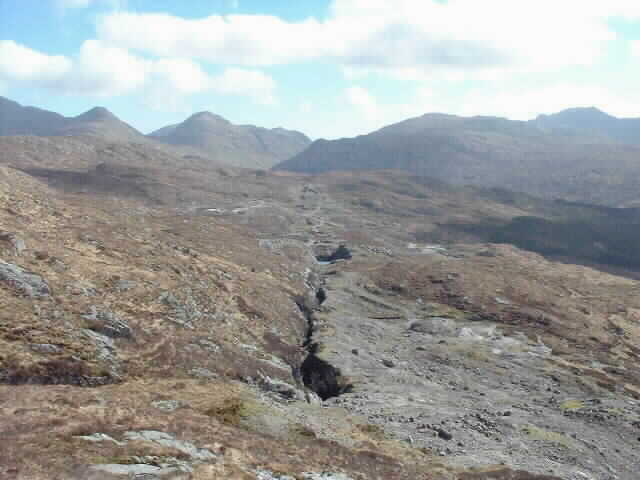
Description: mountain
xmin=0 ymin=96 xmax=68 ymax=136
xmin=534 ymin=107 xmax=640 ymax=144
xmin=274 ymin=112 xmax=640 ymax=207
xmin=149 ymin=111 xmax=311 ymax=168
xmin=0 ymin=96 xmax=143 ymax=142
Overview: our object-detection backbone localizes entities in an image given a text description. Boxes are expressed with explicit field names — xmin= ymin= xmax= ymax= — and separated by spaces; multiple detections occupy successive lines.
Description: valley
xmin=0 ymin=98 xmax=639 ymax=480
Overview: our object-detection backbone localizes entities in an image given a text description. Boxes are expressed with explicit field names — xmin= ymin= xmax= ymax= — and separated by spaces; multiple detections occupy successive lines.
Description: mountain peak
xmin=537 ymin=106 xmax=613 ymax=122
xmin=186 ymin=111 xmax=231 ymax=125
xmin=75 ymin=106 xmax=117 ymax=122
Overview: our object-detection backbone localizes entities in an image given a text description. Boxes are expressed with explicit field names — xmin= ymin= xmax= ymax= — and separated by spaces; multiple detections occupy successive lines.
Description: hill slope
xmin=275 ymin=112 xmax=640 ymax=206
xmin=149 ymin=111 xmax=311 ymax=168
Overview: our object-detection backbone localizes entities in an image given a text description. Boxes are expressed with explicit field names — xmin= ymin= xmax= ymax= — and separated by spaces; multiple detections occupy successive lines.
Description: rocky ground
xmin=1 ymin=139 xmax=639 ymax=479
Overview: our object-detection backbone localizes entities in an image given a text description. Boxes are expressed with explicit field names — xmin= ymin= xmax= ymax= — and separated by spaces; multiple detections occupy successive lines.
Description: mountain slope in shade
xmin=149 ymin=111 xmax=311 ymax=168
xmin=534 ymin=107 xmax=640 ymax=144
xmin=274 ymin=112 xmax=640 ymax=207
xmin=0 ymin=96 xmax=143 ymax=142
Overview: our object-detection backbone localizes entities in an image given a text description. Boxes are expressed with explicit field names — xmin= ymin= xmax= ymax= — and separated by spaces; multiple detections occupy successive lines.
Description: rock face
xmin=0 ymin=261 xmax=50 ymax=297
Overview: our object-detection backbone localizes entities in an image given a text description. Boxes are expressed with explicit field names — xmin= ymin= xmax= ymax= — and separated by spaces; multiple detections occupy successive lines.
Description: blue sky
xmin=1 ymin=0 xmax=639 ymax=139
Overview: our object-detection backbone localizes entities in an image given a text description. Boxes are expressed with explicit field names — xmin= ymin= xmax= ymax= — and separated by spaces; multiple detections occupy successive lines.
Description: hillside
xmin=275 ymin=112 xmax=640 ymax=206
xmin=2 ymin=130 xmax=640 ymax=477
xmin=149 ymin=111 xmax=311 ymax=168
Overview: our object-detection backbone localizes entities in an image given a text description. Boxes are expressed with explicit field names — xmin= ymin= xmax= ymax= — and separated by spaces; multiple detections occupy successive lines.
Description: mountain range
xmin=275 ymin=109 xmax=640 ymax=206
xmin=4 ymin=95 xmax=640 ymax=205
xmin=0 ymin=96 xmax=310 ymax=168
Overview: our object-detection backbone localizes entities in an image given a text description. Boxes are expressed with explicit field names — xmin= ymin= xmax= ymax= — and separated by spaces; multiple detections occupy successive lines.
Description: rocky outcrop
xmin=0 ymin=261 xmax=50 ymax=297
xmin=82 ymin=306 xmax=133 ymax=339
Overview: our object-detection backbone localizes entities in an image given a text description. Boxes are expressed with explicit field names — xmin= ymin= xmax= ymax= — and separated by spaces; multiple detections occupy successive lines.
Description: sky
xmin=0 ymin=0 xmax=639 ymax=139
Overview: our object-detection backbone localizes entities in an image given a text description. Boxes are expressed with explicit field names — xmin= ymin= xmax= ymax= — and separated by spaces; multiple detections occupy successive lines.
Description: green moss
xmin=560 ymin=399 xmax=584 ymax=411
xmin=522 ymin=424 xmax=573 ymax=448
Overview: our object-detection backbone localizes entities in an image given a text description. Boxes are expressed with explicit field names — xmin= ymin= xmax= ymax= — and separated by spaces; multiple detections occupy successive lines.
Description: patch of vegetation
xmin=521 ymin=424 xmax=573 ymax=448
xmin=490 ymin=214 xmax=640 ymax=269
xmin=204 ymin=396 xmax=265 ymax=427
xmin=559 ymin=399 xmax=584 ymax=411
xmin=357 ymin=423 xmax=386 ymax=440
xmin=448 ymin=197 xmax=640 ymax=270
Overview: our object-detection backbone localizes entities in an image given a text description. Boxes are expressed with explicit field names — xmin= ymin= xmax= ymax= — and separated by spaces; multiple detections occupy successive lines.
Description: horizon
xmin=2 ymin=94 xmax=632 ymax=141
xmin=1 ymin=1 xmax=639 ymax=139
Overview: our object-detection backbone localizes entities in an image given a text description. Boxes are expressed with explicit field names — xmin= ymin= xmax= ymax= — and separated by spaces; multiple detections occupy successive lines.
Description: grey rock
xmin=0 ymin=261 xmax=50 ymax=297
xmin=79 ymin=464 xmax=191 ymax=479
xmin=66 ymin=281 xmax=98 ymax=296
xmin=407 ymin=317 xmax=457 ymax=336
xmin=258 ymin=374 xmax=302 ymax=400
xmin=302 ymin=473 xmax=354 ymax=480
xmin=189 ymin=367 xmax=217 ymax=379
xmin=29 ymin=343 xmax=63 ymax=354
xmin=152 ymin=399 xmax=184 ymax=412
xmin=83 ymin=306 xmax=133 ymax=339
xmin=436 ymin=427 xmax=453 ymax=441
xmin=77 ymin=433 xmax=124 ymax=445
xmin=256 ymin=470 xmax=295 ymax=480
xmin=82 ymin=329 xmax=121 ymax=377
xmin=382 ymin=358 xmax=395 ymax=368
xmin=124 ymin=430 xmax=216 ymax=461
xmin=114 ymin=279 xmax=137 ymax=292
xmin=159 ymin=290 xmax=203 ymax=329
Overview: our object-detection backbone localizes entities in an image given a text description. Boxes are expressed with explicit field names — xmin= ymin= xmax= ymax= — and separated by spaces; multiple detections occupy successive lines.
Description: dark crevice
xmin=295 ymin=290 xmax=351 ymax=401
xmin=301 ymin=346 xmax=344 ymax=400
xmin=315 ymin=244 xmax=352 ymax=263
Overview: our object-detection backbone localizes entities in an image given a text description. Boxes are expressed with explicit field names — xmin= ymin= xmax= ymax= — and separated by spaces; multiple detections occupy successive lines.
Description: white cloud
xmin=97 ymin=12 xmax=330 ymax=66
xmin=96 ymin=0 xmax=640 ymax=78
xmin=632 ymin=41 xmax=640 ymax=58
xmin=0 ymin=39 xmax=276 ymax=105
xmin=0 ymin=40 xmax=71 ymax=85
xmin=56 ymin=0 xmax=126 ymax=9
xmin=456 ymin=84 xmax=640 ymax=120
xmin=57 ymin=0 xmax=93 ymax=8
xmin=212 ymin=68 xmax=276 ymax=105
xmin=340 ymin=81 xmax=640 ymax=139
xmin=151 ymin=58 xmax=211 ymax=94
xmin=346 ymin=86 xmax=380 ymax=121
xmin=58 ymin=40 xmax=148 ymax=96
